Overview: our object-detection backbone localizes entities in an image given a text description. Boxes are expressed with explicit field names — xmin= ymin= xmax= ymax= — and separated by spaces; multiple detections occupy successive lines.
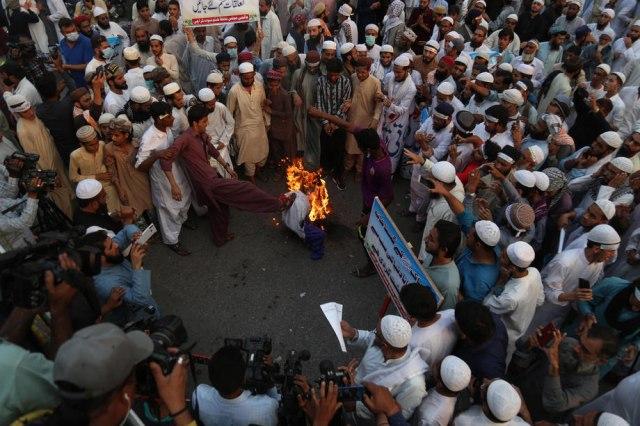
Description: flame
xmin=286 ymin=158 xmax=331 ymax=222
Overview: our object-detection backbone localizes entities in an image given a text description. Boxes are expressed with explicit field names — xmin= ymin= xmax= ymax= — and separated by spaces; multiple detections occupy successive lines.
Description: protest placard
xmin=179 ymin=0 xmax=259 ymax=26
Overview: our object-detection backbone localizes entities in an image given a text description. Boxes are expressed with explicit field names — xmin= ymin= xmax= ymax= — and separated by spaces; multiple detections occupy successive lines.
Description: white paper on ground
xmin=321 ymin=302 xmax=347 ymax=352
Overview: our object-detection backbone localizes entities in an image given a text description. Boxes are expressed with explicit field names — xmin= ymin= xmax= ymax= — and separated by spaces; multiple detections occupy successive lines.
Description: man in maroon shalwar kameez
xmin=160 ymin=104 xmax=295 ymax=246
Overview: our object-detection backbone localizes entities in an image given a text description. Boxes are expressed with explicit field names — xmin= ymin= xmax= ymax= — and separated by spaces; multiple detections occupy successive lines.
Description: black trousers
xmin=319 ymin=127 xmax=346 ymax=177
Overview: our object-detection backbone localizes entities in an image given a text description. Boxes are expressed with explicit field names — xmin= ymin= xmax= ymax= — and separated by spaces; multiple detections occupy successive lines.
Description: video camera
xmin=225 ymin=336 xmax=274 ymax=394
xmin=3 ymin=152 xmax=57 ymax=196
xmin=317 ymin=359 xmax=364 ymax=403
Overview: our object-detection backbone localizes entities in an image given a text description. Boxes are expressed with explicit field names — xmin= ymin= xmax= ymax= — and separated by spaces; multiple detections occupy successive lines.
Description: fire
xmin=286 ymin=158 xmax=331 ymax=222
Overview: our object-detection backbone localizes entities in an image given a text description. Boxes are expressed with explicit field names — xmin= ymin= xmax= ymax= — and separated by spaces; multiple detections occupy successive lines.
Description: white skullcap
xmin=487 ymin=380 xmax=522 ymax=422
xmin=612 ymin=71 xmax=626 ymax=85
xmin=532 ymin=0 xmax=545 ymax=4
xmin=85 ymin=226 xmax=116 ymax=239
xmin=223 ymin=36 xmax=237 ymax=45
xmin=474 ymin=0 xmax=486 ymax=5
xmin=476 ymin=72 xmax=494 ymax=83
xmin=596 ymin=63 xmax=611 ymax=74
xmin=403 ymin=28 xmax=418 ymax=42
xmin=610 ymin=157 xmax=634 ymax=174
xmin=142 ymin=65 xmax=156 ymax=73
xmin=588 ymin=224 xmax=620 ymax=250
xmin=198 ymin=88 xmax=215 ymax=102
xmin=567 ymin=0 xmax=581 ymax=6
xmin=6 ymin=94 xmax=30 ymax=113
xmin=150 ymin=34 xmax=163 ymax=43
xmin=380 ymin=315 xmax=412 ymax=348
xmin=507 ymin=241 xmax=535 ymax=268
xmin=500 ymin=88 xmax=524 ymax=106
xmin=528 ymin=145 xmax=545 ymax=165
xmin=600 ymin=131 xmax=623 ymax=148
xmin=92 ymin=5 xmax=107 ymax=16
xmin=527 ymin=39 xmax=540 ymax=49
xmin=633 ymin=20 xmax=640 ymax=28
xmin=381 ymin=44 xmax=394 ymax=53
xmin=447 ymin=30 xmax=462 ymax=40
xmin=307 ymin=18 xmax=321 ymax=27
xmin=516 ymin=63 xmax=534 ymax=76
xmin=394 ymin=55 xmax=410 ymax=67
xmin=365 ymin=23 xmax=379 ymax=32
xmin=506 ymin=13 xmax=518 ymax=21
xmin=322 ymin=40 xmax=337 ymax=50
xmin=162 ymin=82 xmax=180 ymax=96
xmin=277 ymin=41 xmax=290 ymax=50
xmin=425 ymin=40 xmax=440 ymax=52
xmin=498 ymin=63 xmax=513 ymax=72
xmin=440 ymin=356 xmax=471 ymax=392
xmin=594 ymin=199 xmax=616 ymax=220
xmin=614 ymin=193 xmax=634 ymax=206
xmin=130 ymin=86 xmax=151 ymax=103
xmin=355 ymin=43 xmax=367 ymax=52
xmin=238 ymin=62 xmax=254 ymax=74
xmin=514 ymin=169 xmax=536 ymax=188
xmin=437 ymin=81 xmax=455 ymax=96
xmin=76 ymin=178 xmax=103 ymax=200
xmin=206 ymin=72 xmax=223 ymax=84
xmin=338 ymin=3 xmax=353 ymax=16
xmin=597 ymin=413 xmax=630 ymax=426
xmin=98 ymin=113 xmax=115 ymax=125
xmin=515 ymin=81 xmax=528 ymax=91
xmin=475 ymin=220 xmax=500 ymax=246
xmin=601 ymin=28 xmax=616 ymax=41
xmin=475 ymin=48 xmax=490 ymax=61
xmin=532 ymin=171 xmax=550 ymax=191
xmin=455 ymin=54 xmax=472 ymax=68
xmin=340 ymin=42 xmax=355 ymax=55
xmin=123 ymin=46 xmax=140 ymax=61
xmin=282 ymin=45 xmax=297 ymax=56
xmin=431 ymin=161 xmax=456 ymax=183
xmin=601 ymin=8 xmax=615 ymax=18
xmin=441 ymin=16 xmax=454 ymax=25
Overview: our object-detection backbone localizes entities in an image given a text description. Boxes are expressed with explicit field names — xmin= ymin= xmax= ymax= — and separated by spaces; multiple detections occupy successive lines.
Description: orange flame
xmin=286 ymin=158 xmax=331 ymax=222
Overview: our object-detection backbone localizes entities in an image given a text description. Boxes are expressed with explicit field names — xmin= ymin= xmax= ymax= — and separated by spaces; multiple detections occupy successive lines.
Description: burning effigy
xmin=281 ymin=159 xmax=330 ymax=259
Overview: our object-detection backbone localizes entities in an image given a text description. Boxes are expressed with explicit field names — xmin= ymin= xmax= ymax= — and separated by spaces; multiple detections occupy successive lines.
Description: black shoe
xmin=167 ymin=242 xmax=191 ymax=256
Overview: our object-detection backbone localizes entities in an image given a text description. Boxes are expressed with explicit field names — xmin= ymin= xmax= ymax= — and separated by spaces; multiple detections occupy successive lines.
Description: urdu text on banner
xmin=179 ymin=0 xmax=259 ymax=27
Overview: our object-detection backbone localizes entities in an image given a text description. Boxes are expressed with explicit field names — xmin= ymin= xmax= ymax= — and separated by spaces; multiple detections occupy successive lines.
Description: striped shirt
xmin=315 ymin=74 xmax=352 ymax=125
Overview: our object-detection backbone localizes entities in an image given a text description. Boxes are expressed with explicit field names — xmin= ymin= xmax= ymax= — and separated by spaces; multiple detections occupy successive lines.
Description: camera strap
xmin=1 ymin=198 xmax=26 ymax=215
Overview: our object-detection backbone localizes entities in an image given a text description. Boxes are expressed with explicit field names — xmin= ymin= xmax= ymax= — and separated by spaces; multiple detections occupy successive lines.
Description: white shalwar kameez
xmin=205 ymin=102 xmax=235 ymax=178
xmin=415 ymin=390 xmax=458 ymax=426
xmin=259 ymin=10 xmax=283 ymax=61
xmin=409 ymin=309 xmax=458 ymax=366
xmin=454 ymin=405 xmax=529 ymax=425
xmin=136 ymin=125 xmax=192 ymax=245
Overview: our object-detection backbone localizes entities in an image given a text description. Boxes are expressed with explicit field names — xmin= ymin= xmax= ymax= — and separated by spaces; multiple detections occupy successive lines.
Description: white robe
xmin=415 ymin=390 xmax=457 ymax=426
xmin=18 ymin=1 xmax=48 ymax=53
xmin=136 ymin=125 xmax=192 ymax=245
xmin=454 ymin=405 xmax=529 ymax=425
xmin=259 ymin=10 xmax=283 ymax=61
xmin=46 ymin=0 xmax=69 ymax=41
xmin=205 ymin=102 xmax=235 ymax=178
xmin=409 ymin=309 xmax=458 ymax=366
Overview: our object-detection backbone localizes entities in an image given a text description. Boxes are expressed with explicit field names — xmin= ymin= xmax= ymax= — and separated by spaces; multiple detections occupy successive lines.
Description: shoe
xmin=167 ymin=242 xmax=191 ymax=256
xmin=332 ymin=176 xmax=346 ymax=191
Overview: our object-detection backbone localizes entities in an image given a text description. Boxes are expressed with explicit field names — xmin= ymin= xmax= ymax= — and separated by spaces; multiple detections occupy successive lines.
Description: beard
xmin=241 ymin=78 xmax=253 ymax=87
xmin=137 ymin=41 xmax=150 ymax=52
xmin=434 ymin=70 xmax=447 ymax=81
xmin=470 ymin=40 xmax=481 ymax=48
xmin=115 ymin=82 xmax=128 ymax=90
xmin=522 ymin=52 xmax=535 ymax=63
xmin=97 ymin=21 xmax=110 ymax=30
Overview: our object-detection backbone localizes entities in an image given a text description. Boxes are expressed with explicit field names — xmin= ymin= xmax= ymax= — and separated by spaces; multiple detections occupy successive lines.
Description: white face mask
xmin=66 ymin=31 xmax=80 ymax=42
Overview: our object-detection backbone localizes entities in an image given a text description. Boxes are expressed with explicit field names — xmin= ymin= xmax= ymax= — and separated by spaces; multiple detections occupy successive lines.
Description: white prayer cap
xmin=594 ymin=199 xmax=616 ymax=220
xmin=142 ymin=65 xmax=156 ymax=73
xmin=394 ymin=55 xmax=410 ymax=67
xmin=441 ymin=16 xmax=454 ymax=25
xmin=338 ymin=3 xmax=353 ymax=16
xmin=596 ymin=63 xmax=610 ymax=74
xmin=526 ymin=39 xmax=540 ymax=49
xmin=487 ymin=380 xmax=521 ymax=422
xmin=567 ymin=0 xmax=581 ymax=6
xmin=455 ymin=54 xmax=471 ymax=69
xmin=403 ymin=28 xmax=418 ymax=42
xmin=587 ymin=224 xmax=621 ymax=250
xmin=597 ymin=413 xmax=630 ymax=426
xmin=440 ymin=356 xmax=471 ymax=392
xmin=500 ymin=88 xmax=524 ymax=106
xmin=282 ymin=45 xmax=297 ymax=56
xmin=507 ymin=241 xmax=535 ymax=268
xmin=437 ymin=81 xmax=455 ymax=96
xmin=123 ymin=46 xmax=140 ymax=61
xmin=475 ymin=48 xmax=490 ymax=61
xmin=322 ymin=40 xmax=337 ymax=51
xmin=601 ymin=28 xmax=615 ymax=41
xmin=614 ymin=193 xmax=634 ymax=206
xmin=365 ymin=23 xmax=379 ymax=33
xmin=98 ymin=113 xmax=115 ymax=125
xmin=238 ymin=62 xmax=254 ymax=74
xmin=527 ymin=145 xmax=545 ymax=166
xmin=355 ymin=44 xmax=367 ymax=52
xmin=515 ymin=81 xmax=528 ymax=92
xmin=223 ymin=36 xmax=237 ymax=46
xmin=447 ymin=30 xmax=462 ymax=40
xmin=206 ymin=72 xmax=223 ymax=84
xmin=498 ymin=63 xmax=513 ymax=73
xmin=399 ymin=52 xmax=415 ymax=63
xmin=85 ymin=226 xmax=116 ymax=239
xmin=277 ymin=41 xmax=290 ymax=50
xmin=340 ymin=42 xmax=355 ymax=55
xmin=150 ymin=35 xmax=163 ymax=44
xmin=381 ymin=44 xmax=394 ymax=54
xmin=307 ymin=18 xmax=321 ymax=27
xmin=475 ymin=72 xmax=494 ymax=83
xmin=425 ymin=40 xmax=440 ymax=52
xmin=431 ymin=161 xmax=456 ymax=183
xmin=612 ymin=71 xmax=626 ymax=85
xmin=601 ymin=8 xmax=615 ymax=18
xmin=380 ymin=315 xmax=412 ymax=348
xmin=532 ymin=171 xmax=550 ymax=191
xmin=76 ymin=178 xmax=103 ymax=200
xmin=6 ymin=94 xmax=31 ymax=113
xmin=475 ymin=220 xmax=500 ymax=247
xmin=92 ymin=5 xmax=107 ymax=16
xmin=514 ymin=169 xmax=536 ymax=188
xmin=163 ymin=82 xmax=180 ymax=96
xmin=532 ymin=0 xmax=544 ymax=4
xmin=516 ymin=63 xmax=534 ymax=76
xmin=610 ymin=157 xmax=634 ymax=174
xmin=478 ymin=19 xmax=489 ymax=30
xmin=130 ymin=86 xmax=151 ymax=103
xmin=76 ymin=125 xmax=97 ymax=143
xmin=633 ymin=20 xmax=640 ymax=28
xmin=198 ymin=88 xmax=215 ymax=102
xmin=600 ymin=131 xmax=623 ymax=148
xmin=506 ymin=13 xmax=518 ymax=21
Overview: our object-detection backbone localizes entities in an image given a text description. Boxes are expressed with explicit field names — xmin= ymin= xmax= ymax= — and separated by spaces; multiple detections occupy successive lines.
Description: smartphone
xmin=418 ymin=175 xmax=435 ymax=189
xmin=122 ymin=223 xmax=157 ymax=257
xmin=537 ymin=323 xmax=557 ymax=347
xmin=337 ymin=384 xmax=365 ymax=402
xmin=578 ymin=278 xmax=590 ymax=290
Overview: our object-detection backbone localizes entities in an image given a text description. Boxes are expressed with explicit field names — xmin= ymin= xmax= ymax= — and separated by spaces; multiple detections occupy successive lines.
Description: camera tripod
xmin=33 ymin=195 xmax=72 ymax=233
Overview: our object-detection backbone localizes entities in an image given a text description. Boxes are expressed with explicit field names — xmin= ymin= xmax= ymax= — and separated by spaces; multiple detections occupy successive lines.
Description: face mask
xmin=227 ymin=48 xmax=237 ymax=58
xmin=145 ymin=80 xmax=154 ymax=91
xmin=365 ymin=35 xmax=376 ymax=46
xmin=102 ymin=47 xmax=115 ymax=59
xmin=66 ymin=31 xmax=80 ymax=42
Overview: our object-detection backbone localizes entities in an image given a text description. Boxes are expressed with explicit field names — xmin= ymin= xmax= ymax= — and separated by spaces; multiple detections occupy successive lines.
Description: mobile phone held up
xmin=578 ymin=278 xmax=590 ymax=290
xmin=337 ymin=384 xmax=365 ymax=402
xmin=417 ymin=175 xmax=435 ymax=189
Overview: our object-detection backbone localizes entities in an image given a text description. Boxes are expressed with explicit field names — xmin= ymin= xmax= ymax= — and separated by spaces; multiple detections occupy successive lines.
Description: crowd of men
xmin=1 ymin=0 xmax=640 ymax=424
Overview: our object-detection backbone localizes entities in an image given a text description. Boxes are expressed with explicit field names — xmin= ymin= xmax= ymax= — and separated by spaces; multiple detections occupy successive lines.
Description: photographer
xmin=192 ymin=345 xmax=279 ymax=426
xmin=0 ymin=156 xmax=39 ymax=251
xmin=73 ymin=178 xmax=135 ymax=233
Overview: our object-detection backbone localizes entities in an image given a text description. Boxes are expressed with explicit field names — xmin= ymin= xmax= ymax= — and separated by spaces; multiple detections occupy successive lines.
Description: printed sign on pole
xmin=180 ymin=0 xmax=259 ymax=26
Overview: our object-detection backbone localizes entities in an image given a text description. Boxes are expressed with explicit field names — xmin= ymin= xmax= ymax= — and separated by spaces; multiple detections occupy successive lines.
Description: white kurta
xmin=454 ymin=405 xmax=529 ymax=425
xmin=259 ymin=11 xmax=283 ymax=61
xmin=136 ymin=125 xmax=192 ymax=245
xmin=5 ymin=77 xmax=42 ymax=107
xmin=124 ymin=67 xmax=146 ymax=91
xmin=510 ymin=56 xmax=545 ymax=88
xmin=409 ymin=309 xmax=458 ymax=366
xmin=415 ymin=390 xmax=457 ymax=426
xmin=46 ymin=0 xmax=69 ymax=41
xmin=205 ymin=102 xmax=235 ymax=178
xmin=103 ymin=91 xmax=129 ymax=115
xmin=147 ymin=52 xmax=179 ymax=81
xmin=611 ymin=37 xmax=640 ymax=72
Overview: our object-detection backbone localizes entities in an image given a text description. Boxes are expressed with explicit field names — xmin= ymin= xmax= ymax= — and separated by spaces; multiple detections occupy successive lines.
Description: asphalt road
xmin=145 ymin=172 xmax=420 ymax=382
